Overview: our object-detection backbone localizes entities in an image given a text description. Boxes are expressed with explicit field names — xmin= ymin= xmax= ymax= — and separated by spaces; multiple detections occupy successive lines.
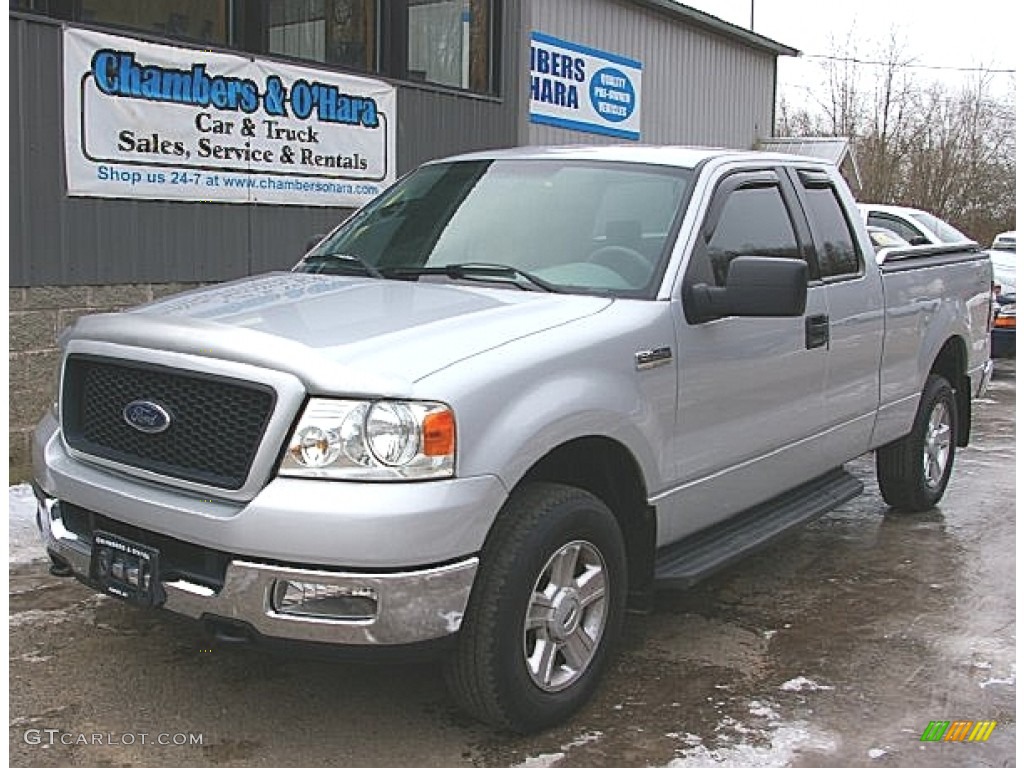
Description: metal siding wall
xmin=526 ymin=0 xmax=775 ymax=149
xmin=10 ymin=4 xmax=522 ymax=287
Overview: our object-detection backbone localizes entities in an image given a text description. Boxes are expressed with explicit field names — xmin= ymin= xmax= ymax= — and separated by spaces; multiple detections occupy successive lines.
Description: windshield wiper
xmin=301 ymin=252 xmax=384 ymax=279
xmin=380 ymin=263 xmax=561 ymax=293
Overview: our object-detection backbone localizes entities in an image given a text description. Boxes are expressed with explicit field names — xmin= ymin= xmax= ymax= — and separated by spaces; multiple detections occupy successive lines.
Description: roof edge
xmin=627 ymin=0 xmax=800 ymax=57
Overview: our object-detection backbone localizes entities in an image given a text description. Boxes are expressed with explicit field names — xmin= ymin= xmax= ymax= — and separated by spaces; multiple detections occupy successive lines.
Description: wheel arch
xmin=517 ymin=436 xmax=656 ymax=613
xmin=929 ymin=335 xmax=971 ymax=446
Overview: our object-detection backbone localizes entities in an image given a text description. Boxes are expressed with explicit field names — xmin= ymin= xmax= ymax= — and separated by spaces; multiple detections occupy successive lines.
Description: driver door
xmin=661 ymin=169 xmax=829 ymax=543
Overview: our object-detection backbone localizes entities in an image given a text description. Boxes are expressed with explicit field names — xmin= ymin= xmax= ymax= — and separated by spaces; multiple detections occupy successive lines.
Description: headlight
xmin=279 ymin=398 xmax=455 ymax=480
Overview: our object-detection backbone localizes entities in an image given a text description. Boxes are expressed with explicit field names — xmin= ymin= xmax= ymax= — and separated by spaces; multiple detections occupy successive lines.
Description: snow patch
xmin=9 ymin=609 xmax=76 ymax=629
xmin=980 ymin=675 xmax=1016 ymax=688
xmin=659 ymin=723 xmax=836 ymax=767
xmin=16 ymin=651 xmax=54 ymax=664
xmin=9 ymin=484 xmax=47 ymax=565
xmin=667 ymin=733 xmax=704 ymax=746
xmin=869 ymin=747 xmax=889 ymax=759
xmin=979 ymin=663 xmax=1016 ymax=688
xmin=748 ymin=701 xmax=779 ymax=720
xmin=714 ymin=715 xmax=757 ymax=736
xmin=511 ymin=754 xmax=564 ymax=768
xmin=562 ymin=731 xmax=602 ymax=749
xmin=779 ymin=676 xmax=835 ymax=692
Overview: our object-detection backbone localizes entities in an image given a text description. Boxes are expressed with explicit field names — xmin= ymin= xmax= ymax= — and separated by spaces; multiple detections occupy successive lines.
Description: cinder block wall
xmin=9 ymin=283 xmax=204 ymax=480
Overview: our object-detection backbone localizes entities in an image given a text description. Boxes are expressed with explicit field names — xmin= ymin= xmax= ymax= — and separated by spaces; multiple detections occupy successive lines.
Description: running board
xmin=654 ymin=468 xmax=863 ymax=589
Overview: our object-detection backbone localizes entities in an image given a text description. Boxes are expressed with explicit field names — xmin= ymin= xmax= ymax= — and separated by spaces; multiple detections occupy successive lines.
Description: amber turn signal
xmin=422 ymin=409 xmax=456 ymax=457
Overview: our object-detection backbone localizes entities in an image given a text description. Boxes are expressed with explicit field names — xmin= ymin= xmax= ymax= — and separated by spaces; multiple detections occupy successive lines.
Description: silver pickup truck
xmin=33 ymin=146 xmax=993 ymax=732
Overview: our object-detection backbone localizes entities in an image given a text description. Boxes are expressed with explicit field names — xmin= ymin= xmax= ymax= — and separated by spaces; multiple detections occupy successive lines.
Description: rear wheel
xmin=876 ymin=374 xmax=957 ymax=512
xmin=444 ymin=482 xmax=627 ymax=733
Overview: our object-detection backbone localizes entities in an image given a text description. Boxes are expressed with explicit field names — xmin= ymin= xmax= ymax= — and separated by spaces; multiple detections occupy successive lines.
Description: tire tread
xmin=444 ymin=482 xmax=620 ymax=732
xmin=876 ymin=374 xmax=956 ymax=512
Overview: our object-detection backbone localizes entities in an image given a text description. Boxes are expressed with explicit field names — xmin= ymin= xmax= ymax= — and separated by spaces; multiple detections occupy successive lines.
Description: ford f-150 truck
xmin=33 ymin=146 xmax=993 ymax=732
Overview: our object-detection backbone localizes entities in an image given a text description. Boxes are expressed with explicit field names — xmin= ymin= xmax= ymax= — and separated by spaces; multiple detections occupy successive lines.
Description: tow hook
xmin=48 ymin=555 xmax=74 ymax=577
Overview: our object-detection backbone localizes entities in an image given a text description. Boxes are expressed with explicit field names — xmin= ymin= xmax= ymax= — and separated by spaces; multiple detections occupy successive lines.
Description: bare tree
xmin=776 ymin=39 xmax=1016 ymax=245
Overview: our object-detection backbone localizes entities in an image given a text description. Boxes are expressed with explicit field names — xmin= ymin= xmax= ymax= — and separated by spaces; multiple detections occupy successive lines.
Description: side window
xmin=867 ymin=212 xmax=924 ymax=243
xmin=701 ymin=185 xmax=800 ymax=287
xmin=803 ymin=186 xmax=863 ymax=278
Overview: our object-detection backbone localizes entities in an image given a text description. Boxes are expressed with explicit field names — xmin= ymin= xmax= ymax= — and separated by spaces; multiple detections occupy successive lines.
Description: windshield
xmin=992 ymin=231 xmax=1016 ymax=252
xmin=909 ymin=211 xmax=969 ymax=243
xmin=295 ymin=159 xmax=694 ymax=297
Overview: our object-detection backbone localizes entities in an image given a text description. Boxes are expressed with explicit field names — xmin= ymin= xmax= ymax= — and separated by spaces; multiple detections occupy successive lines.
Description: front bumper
xmin=33 ymin=412 xmax=506 ymax=568
xmin=36 ymin=488 xmax=479 ymax=646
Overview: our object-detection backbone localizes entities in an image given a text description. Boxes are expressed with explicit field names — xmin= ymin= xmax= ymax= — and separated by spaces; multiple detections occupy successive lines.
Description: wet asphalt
xmin=8 ymin=360 xmax=1016 ymax=767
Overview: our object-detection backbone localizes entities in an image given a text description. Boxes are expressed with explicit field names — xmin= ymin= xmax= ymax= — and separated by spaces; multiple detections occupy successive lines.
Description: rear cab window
xmin=796 ymin=171 xmax=864 ymax=280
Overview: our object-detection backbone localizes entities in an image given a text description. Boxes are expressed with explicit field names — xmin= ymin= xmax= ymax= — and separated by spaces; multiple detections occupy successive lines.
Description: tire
xmin=444 ymin=482 xmax=627 ymax=733
xmin=876 ymin=374 xmax=958 ymax=512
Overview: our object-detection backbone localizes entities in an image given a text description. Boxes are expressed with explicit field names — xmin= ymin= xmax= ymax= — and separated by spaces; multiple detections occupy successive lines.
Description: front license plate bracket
xmin=90 ymin=531 xmax=166 ymax=607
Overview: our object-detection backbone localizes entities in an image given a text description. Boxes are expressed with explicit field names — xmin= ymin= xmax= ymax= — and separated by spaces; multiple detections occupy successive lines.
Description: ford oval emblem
xmin=123 ymin=400 xmax=172 ymax=434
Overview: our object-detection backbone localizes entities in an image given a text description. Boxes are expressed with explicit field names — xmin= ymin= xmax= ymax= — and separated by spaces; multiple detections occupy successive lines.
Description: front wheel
xmin=876 ymin=374 xmax=958 ymax=512
xmin=444 ymin=482 xmax=627 ymax=733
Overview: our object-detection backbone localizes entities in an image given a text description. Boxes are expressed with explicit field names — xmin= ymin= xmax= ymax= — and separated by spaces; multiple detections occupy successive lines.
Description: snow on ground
xmin=979 ymin=664 xmax=1016 ymax=688
xmin=9 ymin=484 xmax=46 ymax=565
xmin=509 ymin=754 xmax=565 ymax=768
xmin=779 ymin=676 xmax=835 ymax=692
xmin=660 ymin=722 xmax=837 ymax=767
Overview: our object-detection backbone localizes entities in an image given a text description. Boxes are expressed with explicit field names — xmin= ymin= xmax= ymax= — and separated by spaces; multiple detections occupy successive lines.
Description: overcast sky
xmin=680 ymin=0 xmax=1017 ymax=109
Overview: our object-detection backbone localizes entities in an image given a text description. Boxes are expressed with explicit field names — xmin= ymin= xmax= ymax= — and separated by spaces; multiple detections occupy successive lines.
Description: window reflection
xmin=267 ymin=0 xmax=377 ymax=72
xmin=80 ymin=0 xmax=228 ymax=44
xmin=408 ymin=0 xmax=490 ymax=91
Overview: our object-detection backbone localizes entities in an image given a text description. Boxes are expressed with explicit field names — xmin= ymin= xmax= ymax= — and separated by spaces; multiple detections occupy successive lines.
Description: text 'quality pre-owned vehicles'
xmin=34 ymin=146 xmax=993 ymax=732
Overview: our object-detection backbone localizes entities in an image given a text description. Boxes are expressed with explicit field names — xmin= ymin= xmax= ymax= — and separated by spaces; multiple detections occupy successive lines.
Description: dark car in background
xmin=990 ymin=248 xmax=1015 ymax=358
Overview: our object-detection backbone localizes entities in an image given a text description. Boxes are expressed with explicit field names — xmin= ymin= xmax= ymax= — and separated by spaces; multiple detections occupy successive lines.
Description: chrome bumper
xmin=36 ymin=491 xmax=478 ymax=646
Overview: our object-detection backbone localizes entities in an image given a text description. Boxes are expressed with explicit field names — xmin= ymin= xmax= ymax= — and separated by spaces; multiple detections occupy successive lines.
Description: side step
xmin=654 ymin=468 xmax=863 ymax=589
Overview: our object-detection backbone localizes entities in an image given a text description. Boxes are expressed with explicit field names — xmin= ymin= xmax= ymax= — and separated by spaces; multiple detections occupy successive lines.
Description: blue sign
xmin=529 ymin=32 xmax=642 ymax=141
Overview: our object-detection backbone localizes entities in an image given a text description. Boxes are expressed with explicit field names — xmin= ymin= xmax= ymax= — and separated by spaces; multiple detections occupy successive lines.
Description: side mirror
xmin=908 ymin=235 xmax=930 ymax=246
xmin=687 ymin=256 xmax=808 ymax=323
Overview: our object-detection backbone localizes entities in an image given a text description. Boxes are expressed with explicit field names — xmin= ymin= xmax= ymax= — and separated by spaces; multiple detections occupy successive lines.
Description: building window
xmin=79 ymin=0 xmax=229 ymax=45
xmin=10 ymin=0 xmax=55 ymax=14
xmin=407 ymin=0 xmax=491 ymax=92
xmin=11 ymin=0 xmax=498 ymax=94
xmin=267 ymin=0 xmax=377 ymax=72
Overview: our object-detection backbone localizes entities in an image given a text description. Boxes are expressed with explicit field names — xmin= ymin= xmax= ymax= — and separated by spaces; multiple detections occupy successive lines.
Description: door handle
xmin=805 ymin=314 xmax=829 ymax=349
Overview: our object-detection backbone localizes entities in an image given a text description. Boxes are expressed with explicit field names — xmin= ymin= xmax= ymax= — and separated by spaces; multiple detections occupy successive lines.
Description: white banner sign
xmin=529 ymin=31 xmax=642 ymax=141
xmin=63 ymin=28 xmax=397 ymax=207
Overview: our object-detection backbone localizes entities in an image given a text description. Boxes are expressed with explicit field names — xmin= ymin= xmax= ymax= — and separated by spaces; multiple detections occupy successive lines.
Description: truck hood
xmin=70 ymin=273 xmax=612 ymax=395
